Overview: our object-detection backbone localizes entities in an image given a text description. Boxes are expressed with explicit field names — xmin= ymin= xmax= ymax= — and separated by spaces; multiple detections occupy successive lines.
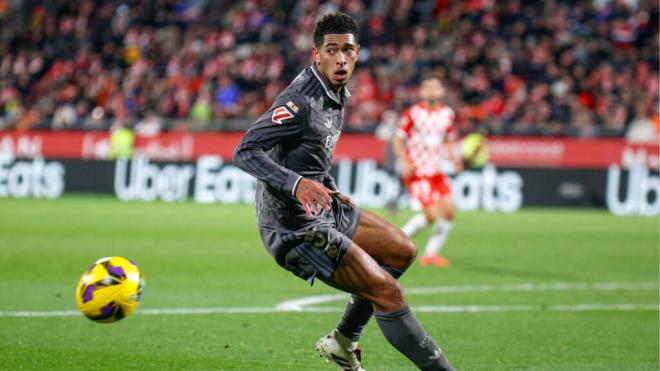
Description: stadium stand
xmin=0 ymin=0 xmax=657 ymax=137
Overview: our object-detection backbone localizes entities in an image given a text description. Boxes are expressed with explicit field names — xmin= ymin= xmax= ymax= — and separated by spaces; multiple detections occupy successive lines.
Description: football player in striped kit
xmin=393 ymin=74 xmax=463 ymax=267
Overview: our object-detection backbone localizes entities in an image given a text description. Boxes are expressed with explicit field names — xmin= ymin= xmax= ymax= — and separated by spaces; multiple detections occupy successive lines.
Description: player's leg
xmin=401 ymin=178 xmax=432 ymax=237
xmin=421 ymin=197 xmax=454 ymax=260
xmin=401 ymin=212 xmax=429 ymax=236
xmin=352 ymin=209 xmax=417 ymax=270
xmin=420 ymin=177 xmax=455 ymax=267
xmin=422 ymin=199 xmax=442 ymax=220
xmin=320 ymin=243 xmax=454 ymax=371
xmin=334 ymin=209 xmax=416 ymax=343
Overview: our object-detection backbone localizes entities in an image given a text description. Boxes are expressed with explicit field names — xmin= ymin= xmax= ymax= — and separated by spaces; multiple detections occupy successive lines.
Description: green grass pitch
xmin=0 ymin=196 xmax=658 ymax=370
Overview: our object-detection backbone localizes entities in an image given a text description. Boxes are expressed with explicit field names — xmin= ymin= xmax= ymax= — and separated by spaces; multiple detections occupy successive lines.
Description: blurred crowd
xmin=0 ymin=0 xmax=658 ymax=139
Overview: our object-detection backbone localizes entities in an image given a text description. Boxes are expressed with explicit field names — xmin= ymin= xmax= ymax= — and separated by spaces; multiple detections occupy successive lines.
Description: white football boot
xmin=315 ymin=329 xmax=365 ymax=371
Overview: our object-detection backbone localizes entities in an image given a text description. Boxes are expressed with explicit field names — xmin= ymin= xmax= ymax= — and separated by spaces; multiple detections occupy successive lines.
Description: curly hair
xmin=313 ymin=12 xmax=359 ymax=47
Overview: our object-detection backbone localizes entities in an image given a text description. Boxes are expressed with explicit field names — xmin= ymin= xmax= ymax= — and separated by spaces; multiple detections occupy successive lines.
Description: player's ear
xmin=312 ymin=47 xmax=320 ymax=64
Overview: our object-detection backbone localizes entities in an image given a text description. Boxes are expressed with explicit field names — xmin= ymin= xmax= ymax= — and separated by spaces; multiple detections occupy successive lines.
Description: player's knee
xmin=440 ymin=202 xmax=455 ymax=221
xmin=398 ymin=233 xmax=417 ymax=268
xmin=387 ymin=226 xmax=416 ymax=270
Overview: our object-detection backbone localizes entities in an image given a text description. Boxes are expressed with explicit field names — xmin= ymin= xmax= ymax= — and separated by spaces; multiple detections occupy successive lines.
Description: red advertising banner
xmin=0 ymin=130 xmax=657 ymax=169
xmin=486 ymin=137 xmax=659 ymax=169
xmin=0 ymin=131 xmax=388 ymax=162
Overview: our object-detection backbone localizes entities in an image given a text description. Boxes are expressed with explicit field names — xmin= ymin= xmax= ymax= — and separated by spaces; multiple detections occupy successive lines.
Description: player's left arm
xmin=233 ymin=92 xmax=312 ymax=198
xmin=233 ymin=92 xmax=335 ymax=216
xmin=445 ymin=139 xmax=463 ymax=173
xmin=445 ymin=110 xmax=463 ymax=173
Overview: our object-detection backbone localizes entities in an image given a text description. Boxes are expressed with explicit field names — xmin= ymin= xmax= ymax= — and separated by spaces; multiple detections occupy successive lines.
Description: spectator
xmin=0 ymin=0 xmax=656 ymax=138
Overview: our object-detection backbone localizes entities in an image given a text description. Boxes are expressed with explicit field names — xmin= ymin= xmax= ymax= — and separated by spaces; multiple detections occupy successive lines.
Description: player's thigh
xmin=423 ymin=202 xmax=442 ymax=222
xmin=351 ymin=209 xmax=416 ymax=269
xmin=424 ymin=196 xmax=454 ymax=221
xmin=318 ymin=242 xmax=405 ymax=310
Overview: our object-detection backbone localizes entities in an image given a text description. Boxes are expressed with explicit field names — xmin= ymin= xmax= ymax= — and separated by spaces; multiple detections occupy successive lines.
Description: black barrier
xmin=0 ymin=156 xmax=657 ymax=216
xmin=64 ymin=160 xmax=117 ymax=194
xmin=507 ymin=168 xmax=607 ymax=207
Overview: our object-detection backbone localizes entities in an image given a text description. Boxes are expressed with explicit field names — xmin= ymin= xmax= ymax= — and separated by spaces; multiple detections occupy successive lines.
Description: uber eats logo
xmin=334 ymin=160 xmax=523 ymax=212
xmin=114 ymin=156 xmax=524 ymax=212
xmin=114 ymin=156 xmax=256 ymax=203
xmin=606 ymin=165 xmax=659 ymax=216
xmin=0 ymin=155 xmax=65 ymax=199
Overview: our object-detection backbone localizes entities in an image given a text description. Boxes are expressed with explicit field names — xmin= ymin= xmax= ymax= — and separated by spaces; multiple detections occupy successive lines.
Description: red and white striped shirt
xmin=397 ymin=103 xmax=457 ymax=177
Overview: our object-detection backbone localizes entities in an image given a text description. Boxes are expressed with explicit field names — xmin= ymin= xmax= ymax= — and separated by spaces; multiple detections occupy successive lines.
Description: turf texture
xmin=0 ymin=196 xmax=657 ymax=370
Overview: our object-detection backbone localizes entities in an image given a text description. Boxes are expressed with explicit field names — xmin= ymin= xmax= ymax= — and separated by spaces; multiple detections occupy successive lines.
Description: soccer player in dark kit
xmin=233 ymin=13 xmax=455 ymax=371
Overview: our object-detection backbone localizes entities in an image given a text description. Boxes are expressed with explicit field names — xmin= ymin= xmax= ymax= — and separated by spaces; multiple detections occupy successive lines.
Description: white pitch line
xmin=0 ymin=307 xmax=281 ymax=318
xmin=275 ymin=281 xmax=658 ymax=311
xmin=407 ymin=281 xmax=659 ymax=295
xmin=0 ymin=310 xmax=81 ymax=317
xmin=1 ymin=282 xmax=657 ymax=318
xmin=142 ymin=307 xmax=279 ymax=314
xmin=0 ymin=304 xmax=657 ymax=318
xmin=275 ymin=293 xmax=349 ymax=311
xmin=413 ymin=304 xmax=660 ymax=313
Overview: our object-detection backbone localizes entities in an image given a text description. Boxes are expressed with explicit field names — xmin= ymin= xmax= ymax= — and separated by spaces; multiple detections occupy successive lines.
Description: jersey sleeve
xmin=445 ymin=108 xmax=458 ymax=142
xmin=233 ymin=92 xmax=307 ymax=197
xmin=395 ymin=108 xmax=413 ymax=138
xmin=322 ymin=173 xmax=338 ymax=192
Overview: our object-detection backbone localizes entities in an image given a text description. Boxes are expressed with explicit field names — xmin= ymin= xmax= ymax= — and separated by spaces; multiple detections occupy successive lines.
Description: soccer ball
xmin=75 ymin=257 xmax=144 ymax=323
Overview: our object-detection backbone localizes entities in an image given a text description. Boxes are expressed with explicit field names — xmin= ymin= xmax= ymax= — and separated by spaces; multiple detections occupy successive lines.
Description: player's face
xmin=419 ymin=78 xmax=445 ymax=106
xmin=313 ymin=34 xmax=360 ymax=91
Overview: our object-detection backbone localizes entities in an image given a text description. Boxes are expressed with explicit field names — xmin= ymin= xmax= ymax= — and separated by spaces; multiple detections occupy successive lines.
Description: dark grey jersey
xmin=233 ymin=63 xmax=350 ymax=231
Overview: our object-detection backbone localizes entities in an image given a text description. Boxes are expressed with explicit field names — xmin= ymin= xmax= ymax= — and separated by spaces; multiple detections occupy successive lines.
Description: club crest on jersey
xmin=272 ymin=106 xmax=294 ymax=124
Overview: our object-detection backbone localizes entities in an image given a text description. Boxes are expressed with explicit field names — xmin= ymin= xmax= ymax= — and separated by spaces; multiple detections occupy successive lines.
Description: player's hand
xmin=454 ymin=160 xmax=464 ymax=173
xmin=295 ymin=178 xmax=334 ymax=218
xmin=332 ymin=191 xmax=355 ymax=207
xmin=401 ymin=161 xmax=414 ymax=179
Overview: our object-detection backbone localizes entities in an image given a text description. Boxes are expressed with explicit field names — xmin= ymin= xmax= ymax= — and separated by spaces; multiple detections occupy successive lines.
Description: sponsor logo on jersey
xmin=325 ymin=132 xmax=340 ymax=151
xmin=271 ymin=106 xmax=294 ymax=124
xmin=286 ymin=101 xmax=299 ymax=113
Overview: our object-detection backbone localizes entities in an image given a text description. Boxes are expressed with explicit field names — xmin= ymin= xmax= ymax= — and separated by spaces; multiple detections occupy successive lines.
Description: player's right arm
xmin=233 ymin=93 xmax=333 ymax=217
xmin=392 ymin=109 xmax=414 ymax=178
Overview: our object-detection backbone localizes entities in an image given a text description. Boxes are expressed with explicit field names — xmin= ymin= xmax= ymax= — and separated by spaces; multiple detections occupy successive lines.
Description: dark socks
xmin=374 ymin=306 xmax=454 ymax=371
xmin=336 ymin=265 xmax=404 ymax=341
xmin=336 ymin=295 xmax=372 ymax=341
xmin=380 ymin=265 xmax=404 ymax=279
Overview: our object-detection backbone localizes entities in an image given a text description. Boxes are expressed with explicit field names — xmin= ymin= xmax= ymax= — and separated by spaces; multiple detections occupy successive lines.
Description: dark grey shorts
xmin=259 ymin=196 xmax=361 ymax=285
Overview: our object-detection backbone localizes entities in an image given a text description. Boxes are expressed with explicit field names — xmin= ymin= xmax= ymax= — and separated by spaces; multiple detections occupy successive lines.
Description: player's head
xmin=419 ymin=73 xmax=445 ymax=107
xmin=312 ymin=12 xmax=360 ymax=92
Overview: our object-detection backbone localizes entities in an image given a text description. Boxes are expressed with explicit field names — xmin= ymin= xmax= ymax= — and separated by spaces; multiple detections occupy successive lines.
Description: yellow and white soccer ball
xmin=75 ymin=257 xmax=144 ymax=323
